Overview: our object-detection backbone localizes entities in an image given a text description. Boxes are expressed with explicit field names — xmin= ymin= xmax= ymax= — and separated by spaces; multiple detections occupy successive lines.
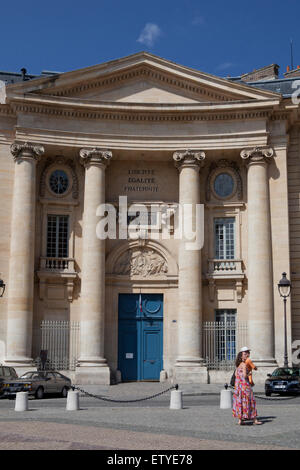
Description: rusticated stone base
xmin=75 ymin=366 xmax=111 ymax=385
xmin=174 ymin=366 xmax=208 ymax=384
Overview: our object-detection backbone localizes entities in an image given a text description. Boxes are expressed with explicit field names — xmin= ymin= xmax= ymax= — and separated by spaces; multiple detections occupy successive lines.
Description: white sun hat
xmin=240 ymin=346 xmax=251 ymax=352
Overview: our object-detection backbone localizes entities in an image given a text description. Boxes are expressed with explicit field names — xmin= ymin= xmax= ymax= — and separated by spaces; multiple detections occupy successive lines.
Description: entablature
xmin=14 ymin=126 xmax=270 ymax=152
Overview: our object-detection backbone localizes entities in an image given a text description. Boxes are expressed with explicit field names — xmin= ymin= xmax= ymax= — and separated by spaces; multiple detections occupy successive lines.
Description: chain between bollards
xmin=70 ymin=384 xmax=179 ymax=403
xmin=227 ymin=384 xmax=299 ymax=401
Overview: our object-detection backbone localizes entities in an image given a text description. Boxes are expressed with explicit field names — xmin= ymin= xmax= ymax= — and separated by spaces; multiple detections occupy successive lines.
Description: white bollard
xmin=220 ymin=386 xmax=232 ymax=409
xmin=15 ymin=392 xmax=29 ymax=412
xmin=66 ymin=390 xmax=80 ymax=411
xmin=170 ymin=388 xmax=183 ymax=410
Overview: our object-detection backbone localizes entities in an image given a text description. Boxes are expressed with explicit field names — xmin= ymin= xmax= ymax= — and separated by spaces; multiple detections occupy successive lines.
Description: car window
xmin=272 ymin=369 xmax=284 ymax=376
xmin=4 ymin=368 xmax=11 ymax=377
xmin=42 ymin=372 xmax=53 ymax=379
xmin=10 ymin=368 xmax=18 ymax=378
xmin=272 ymin=368 xmax=298 ymax=376
xmin=21 ymin=372 xmax=33 ymax=379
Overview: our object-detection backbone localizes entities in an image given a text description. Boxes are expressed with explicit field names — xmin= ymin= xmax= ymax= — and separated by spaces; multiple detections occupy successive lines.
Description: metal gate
xmin=37 ymin=320 xmax=80 ymax=371
xmin=203 ymin=321 xmax=248 ymax=370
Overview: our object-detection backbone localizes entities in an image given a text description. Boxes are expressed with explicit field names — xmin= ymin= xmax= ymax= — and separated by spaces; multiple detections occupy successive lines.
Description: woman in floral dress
xmin=232 ymin=350 xmax=262 ymax=425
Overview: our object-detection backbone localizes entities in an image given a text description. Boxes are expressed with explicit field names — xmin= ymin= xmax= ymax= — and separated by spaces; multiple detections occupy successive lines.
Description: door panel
xmin=44 ymin=372 xmax=57 ymax=393
xmin=118 ymin=294 xmax=163 ymax=381
xmin=118 ymin=320 xmax=138 ymax=381
xmin=142 ymin=326 xmax=163 ymax=380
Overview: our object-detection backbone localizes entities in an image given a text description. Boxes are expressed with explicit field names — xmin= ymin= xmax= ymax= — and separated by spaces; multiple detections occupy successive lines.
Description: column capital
xmin=173 ymin=149 xmax=205 ymax=171
xmin=79 ymin=148 xmax=112 ymax=168
xmin=11 ymin=141 xmax=44 ymax=163
xmin=240 ymin=146 xmax=275 ymax=165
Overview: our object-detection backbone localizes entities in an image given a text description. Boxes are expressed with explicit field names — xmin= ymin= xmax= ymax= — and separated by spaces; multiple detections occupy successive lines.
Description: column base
xmin=174 ymin=365 xmax=208 ymax=384
xmin=75 ymin=365 xmax=111 ymax=385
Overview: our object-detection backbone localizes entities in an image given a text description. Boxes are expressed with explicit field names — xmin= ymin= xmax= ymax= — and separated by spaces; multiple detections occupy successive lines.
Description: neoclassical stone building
xmin=0 ymin=52 xmax=299 ymax=384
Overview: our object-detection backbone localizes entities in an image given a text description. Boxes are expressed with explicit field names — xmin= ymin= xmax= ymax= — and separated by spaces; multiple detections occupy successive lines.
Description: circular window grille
xmin=213 ymin=173 xmax=235 ymax=198
xmin=49 ymin=170 xmax=69 ymax=195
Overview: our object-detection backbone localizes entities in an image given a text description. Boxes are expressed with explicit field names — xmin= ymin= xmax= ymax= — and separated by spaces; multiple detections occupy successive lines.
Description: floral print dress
xmin=232 ymin=366 xmax=258 ymax=420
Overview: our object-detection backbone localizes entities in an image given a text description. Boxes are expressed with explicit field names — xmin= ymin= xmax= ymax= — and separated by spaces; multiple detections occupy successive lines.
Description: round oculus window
xmin=49 ymin=169 xmax=69 ymax=195
xmin=213 ymin=173 xmax=235 ymax=198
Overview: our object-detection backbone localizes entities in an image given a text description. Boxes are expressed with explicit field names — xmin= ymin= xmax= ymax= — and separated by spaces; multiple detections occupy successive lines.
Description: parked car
xmin=265 ymin=367 xmax=300 ymax=396
xmin=2 ymin=371 xmax=72 ymax=399
xmin=0 ymin=366 xmax=18 ymax=396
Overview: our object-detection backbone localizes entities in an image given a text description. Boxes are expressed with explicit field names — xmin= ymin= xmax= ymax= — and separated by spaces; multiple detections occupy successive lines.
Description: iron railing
xmin=36 ymin=320 xmax=247 ymax=372
xmin=38 ymin=320 xmax=80 ymax=371
xmin=203 ymin=321 xmax=248 ymax=370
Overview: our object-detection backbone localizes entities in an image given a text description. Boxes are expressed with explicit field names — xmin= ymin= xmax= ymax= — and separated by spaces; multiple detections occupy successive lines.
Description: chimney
xmin=240 ymin=64 xmax=279 ymax=82
xmin=20 ymin=68 xmax=27 ymax=81
xmin=284 ymin=66 xmax=300 ymax=78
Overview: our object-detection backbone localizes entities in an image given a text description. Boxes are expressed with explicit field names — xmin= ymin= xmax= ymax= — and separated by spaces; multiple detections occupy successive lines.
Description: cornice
xmin=0 ymin=129 xmax=14 ymax=145
xmin=9 ymin=95 xmax=277 ymax=122
xmin=0 ymin=104 xmax=16 ymax=117
xmin=10 ymin=92 xmax=280 ymax=110
xmin=269 ymin=111 xmax=290 ymax=121
xmin=5 ymin=54 xmax=281 ymax=101
xmin=15 ymin=126 xmax=269 ymax=151
xmin=34 ymin=66 xmax=241 ymax=102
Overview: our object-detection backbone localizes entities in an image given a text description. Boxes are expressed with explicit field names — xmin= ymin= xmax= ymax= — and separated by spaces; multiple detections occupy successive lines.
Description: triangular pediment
xmin=66 ymin=76 xmax=206 ymax=104
xmin=4 ymin=52 xmax=281 ymax=106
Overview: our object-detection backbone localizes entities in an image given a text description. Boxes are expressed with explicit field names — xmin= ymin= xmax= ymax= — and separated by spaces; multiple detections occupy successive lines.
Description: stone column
xmin=173 ymin=149 xmax=207 ymax=383
xmin=75 ymin=148 xmax=112 ymax=384
xmin=241 ymin=147 xmax=277 ymax=365
xmin=5 ymin=142 xmax=44 ymax=368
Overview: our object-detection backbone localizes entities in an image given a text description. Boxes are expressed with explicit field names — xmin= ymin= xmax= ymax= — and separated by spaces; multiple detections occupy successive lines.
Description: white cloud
xmin=216 ymin=62 xmax=235 ymax=71
xmin=137 ymin=23 xmax=162 ymax=48
xmin=192 ymin=16 xmax=205 ymax=26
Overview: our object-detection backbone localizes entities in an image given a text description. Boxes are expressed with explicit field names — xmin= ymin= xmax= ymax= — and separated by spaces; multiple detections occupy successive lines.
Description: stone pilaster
xmin=75 ymin=148 xmax=112 ymax=384
xmin=241 ymin=146 xmax=277 ymax=365
xmin=5 ymin=142 xmax=44 ymax=369
xmin=173 ymin=149 xmax=207 ymax=383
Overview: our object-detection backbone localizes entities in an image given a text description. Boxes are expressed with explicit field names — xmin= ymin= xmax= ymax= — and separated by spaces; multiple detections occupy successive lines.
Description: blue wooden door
xmin=118 ymin=294 xmax=163 ymax=381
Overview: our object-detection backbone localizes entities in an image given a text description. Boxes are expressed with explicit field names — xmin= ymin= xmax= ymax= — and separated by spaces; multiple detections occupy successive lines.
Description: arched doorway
xmin=106 ymin=239 xmax=178 ymax=382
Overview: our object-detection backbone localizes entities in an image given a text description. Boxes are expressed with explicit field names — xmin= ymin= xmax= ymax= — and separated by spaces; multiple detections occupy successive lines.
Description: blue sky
xmin=1 ymin=0 xmax=300 ymax=78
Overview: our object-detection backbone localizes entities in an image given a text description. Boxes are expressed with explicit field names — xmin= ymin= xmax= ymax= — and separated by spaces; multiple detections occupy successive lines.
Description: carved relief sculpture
xmin=114 ymin=248 xmax=168 ymax=277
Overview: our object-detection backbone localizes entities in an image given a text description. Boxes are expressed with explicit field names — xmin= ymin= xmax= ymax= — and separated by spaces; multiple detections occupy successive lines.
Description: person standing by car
xmin=232 ymin=348 xmax=262 ymax=425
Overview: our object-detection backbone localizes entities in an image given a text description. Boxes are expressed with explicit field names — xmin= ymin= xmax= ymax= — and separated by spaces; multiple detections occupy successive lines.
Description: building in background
xmin=0 ymin=52 xmax=299 ymax=384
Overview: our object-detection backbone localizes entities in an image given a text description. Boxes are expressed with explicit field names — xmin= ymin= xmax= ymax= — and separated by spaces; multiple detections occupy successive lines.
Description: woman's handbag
xmin=230 ymin=371 xmax=236 ymax=387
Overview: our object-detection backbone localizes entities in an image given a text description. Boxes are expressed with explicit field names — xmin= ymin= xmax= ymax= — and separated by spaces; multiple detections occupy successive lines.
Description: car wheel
xmin=265 ymin=392 xmax=271 ymax=397
xmin=61 ymin=386 xmax=68 ymax=398
xmin=35 ymin=387 xmax=44 ymax=399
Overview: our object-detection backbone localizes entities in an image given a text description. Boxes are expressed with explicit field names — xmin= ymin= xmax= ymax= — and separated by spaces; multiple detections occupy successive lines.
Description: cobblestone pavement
xmin=0 ymin=383 xmax=299 ymax=450
xmin=0 ymin=421 xmax=293 ymax=450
